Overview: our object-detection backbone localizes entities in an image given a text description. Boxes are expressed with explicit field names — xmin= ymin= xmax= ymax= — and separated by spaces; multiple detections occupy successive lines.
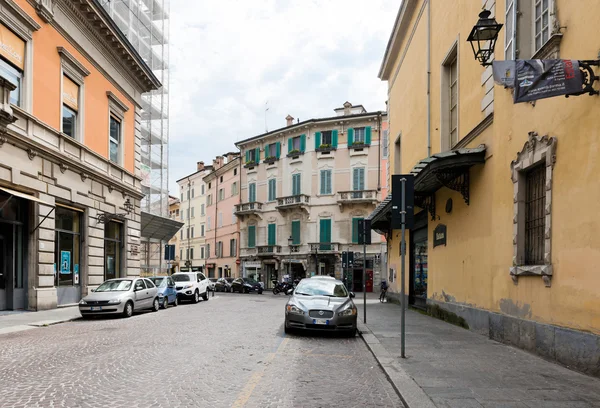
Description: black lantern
xmin=467 ymin=10 xmax=503 ymax=67
xmin=288 ymin=236 xmax=294 ymax=247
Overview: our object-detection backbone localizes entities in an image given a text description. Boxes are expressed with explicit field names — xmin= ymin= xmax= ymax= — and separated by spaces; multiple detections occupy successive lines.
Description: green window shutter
xmin=288 ymin=138 xmax=293 ymax=153
xmin=268 ymin=179 xmax=276 ymax=201
xmin=319 ymin=219 xmax=331 ymax=250
xmin=352 ymin=168 xmax=359 ymax=191
xmin=347 ymin=128 xmax=354 ymax=146
xmin=319 ymin=170 xmax=325 ymax=194
xmin=300 ymin=134 xmax=306 ymax=152
xmin=248 ymin=226 xmax=256 ymax=248
xmin=292 ymin=173 xmax=301 ymax=195
xmin=314 ymin=132 xmax=321 ymax=149
xmin=245 ymin=150 xmax=250 ymax=163
xmin=359 ymin=168 xmax=365 ymax=190
xmin=365 ymin=126 xmax=372 ymax=145
xmin=352 ymin=218 xmax=363 ymax=243
xmin=268 ymin=223 xmax=276 ymax=246
xmin=292 ymin=220 xmax=300 ymax=245
xmin=249 ymin=183 xmax=256 ymax=202
xmin=255 ymin=147 xmax=260 ymax=164
xmin=326 ymin=170 xmax=332 ymax=194
xmin=276 ymin=142 xmax=281 ymax=158
xmin=332 ymin=130 xmax=338 ymax=148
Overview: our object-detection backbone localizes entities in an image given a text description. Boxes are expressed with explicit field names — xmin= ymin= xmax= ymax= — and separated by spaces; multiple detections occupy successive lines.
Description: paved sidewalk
xmin=356 ymin=300 xmax=600 ymax=408
xmin=0 ymin=306 xmax=80 ymax=336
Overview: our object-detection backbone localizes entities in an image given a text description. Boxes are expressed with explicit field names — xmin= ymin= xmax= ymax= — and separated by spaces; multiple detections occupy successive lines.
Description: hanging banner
xmin=513 ymin=59 xmax=582 ymax=103
xmin=492 ymin=60 xmax=516 ymax=88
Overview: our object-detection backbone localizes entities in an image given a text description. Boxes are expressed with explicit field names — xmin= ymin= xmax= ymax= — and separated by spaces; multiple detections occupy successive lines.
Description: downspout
xmin=214 ymin=166 xmax=219 ymax=277
xmin=237 ymin=151 xmax=243 ymax=278
xmin=377 ymin=112 xmax=382 ymax=191
xmin=427 ymin=0 xmax=432 ymax=157
xmin=187 ymin=176 xmax=191 ymax=269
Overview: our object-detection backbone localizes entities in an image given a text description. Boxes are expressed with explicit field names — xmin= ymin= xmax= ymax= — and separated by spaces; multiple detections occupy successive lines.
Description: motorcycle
xmin=284 ymin=279 xmax=301 ymax=295
xmin=272 ymin=280 xmax=294 ymax=295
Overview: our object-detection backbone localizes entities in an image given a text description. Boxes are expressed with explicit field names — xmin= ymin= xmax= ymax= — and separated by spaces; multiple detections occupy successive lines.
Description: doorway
xmin=0 ymin=220 xmax=25 ymax=310
xmin=409 ymin=212 xmax=428 ymax=309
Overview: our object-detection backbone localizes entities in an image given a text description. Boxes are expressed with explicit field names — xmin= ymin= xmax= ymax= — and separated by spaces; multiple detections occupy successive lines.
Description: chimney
xmin=343 ymin=101 xmax=352 ymax=116
xmin=213 ymin=156 xmax=224 ymax=170
xmin=226 ymin=152 xmax=238 ymax=162
xmin=286 ymin=114 xmax=294 ymax=126
xmin=197 ymin=161 xmax=204 ymax=171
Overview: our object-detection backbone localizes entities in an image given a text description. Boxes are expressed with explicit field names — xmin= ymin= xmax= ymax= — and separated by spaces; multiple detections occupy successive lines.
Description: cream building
xmin=235 ymin=103 xmax=387 ymax=291
xmin=176 ymin=162 xmax=212 ymax=272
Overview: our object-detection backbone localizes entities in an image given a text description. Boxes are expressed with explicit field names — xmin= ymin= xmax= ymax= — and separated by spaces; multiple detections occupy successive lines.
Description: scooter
xmin=284 ymin=279 xmax=301 ymax=295
xmin=272 ymin=280 xmax=293 ymax=295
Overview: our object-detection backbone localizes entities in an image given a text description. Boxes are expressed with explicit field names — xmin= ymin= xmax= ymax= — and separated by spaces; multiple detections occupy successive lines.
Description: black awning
xmin=366 ymin=145 xmax=486 ymax=232
xmin=140 ymin=211 xmax=184 ymax=242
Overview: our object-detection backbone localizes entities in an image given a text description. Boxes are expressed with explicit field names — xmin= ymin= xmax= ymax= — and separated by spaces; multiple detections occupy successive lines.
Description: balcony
xmin=241 ymin=248 xmax=257 ymax=257
xmin=234 ymin=202 xmax=263 ymax=219
xmin=276 ymin=194 xmax=310 ymax=212
xmin=257 ymin=245 xmax=282 ymax=256
xmin=337 ymin=190 xmax=378 ymax=211
xmin=309 ymin=243 xmax=341 ymax=253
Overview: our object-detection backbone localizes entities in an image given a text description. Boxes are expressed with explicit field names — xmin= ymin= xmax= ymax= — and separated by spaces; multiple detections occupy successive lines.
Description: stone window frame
xmin=58 ymin=47 xmax=89 ymax=143
xmin=106 ymin=91 xmax=129 ymax=166
xmin=510 ymin=132 xmax=557 ymax=287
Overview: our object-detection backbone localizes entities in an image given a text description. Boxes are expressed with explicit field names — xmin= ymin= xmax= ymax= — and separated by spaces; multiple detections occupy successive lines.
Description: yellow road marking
xmin=231 ymin=337 xmax=289 ymax=407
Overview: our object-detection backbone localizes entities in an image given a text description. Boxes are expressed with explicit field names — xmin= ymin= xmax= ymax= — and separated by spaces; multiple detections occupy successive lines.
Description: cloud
xmin=168 ymin=0 xmax=399 ymax=191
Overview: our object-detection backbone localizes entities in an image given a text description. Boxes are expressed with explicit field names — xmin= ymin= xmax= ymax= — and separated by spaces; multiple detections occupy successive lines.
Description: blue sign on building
xmin=60 ymin=251 xmax=71 ymax=274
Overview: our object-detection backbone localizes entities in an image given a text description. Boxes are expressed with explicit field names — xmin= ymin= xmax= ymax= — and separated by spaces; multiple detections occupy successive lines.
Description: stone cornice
xmin=106 ymin=91 xmax=129 ymax=113
xmin=4 ymin=0 xmax=41 ymax=36
xmin=57 ymin=46 xmax=90 ymax=77
xmin=55 ymin=0 xmax=160 ymax=92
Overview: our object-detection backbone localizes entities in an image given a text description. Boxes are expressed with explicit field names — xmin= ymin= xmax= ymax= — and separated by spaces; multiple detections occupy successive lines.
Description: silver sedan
xmin=79 ymin=278 xmax=160 ymax=318
xmin=284 ymin=277 xmax=357 ymax=336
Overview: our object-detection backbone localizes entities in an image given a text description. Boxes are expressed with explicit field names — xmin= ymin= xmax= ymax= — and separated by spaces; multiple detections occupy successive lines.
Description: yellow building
xmin=369 ymin=0 xmax=600 ymax=376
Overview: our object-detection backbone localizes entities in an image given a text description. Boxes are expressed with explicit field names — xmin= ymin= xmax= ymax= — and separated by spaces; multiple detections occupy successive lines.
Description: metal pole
xmin=400 ymin=178 xmax=407 ymax=358
xmin=363 ymin=240 xmax=367 ymax=324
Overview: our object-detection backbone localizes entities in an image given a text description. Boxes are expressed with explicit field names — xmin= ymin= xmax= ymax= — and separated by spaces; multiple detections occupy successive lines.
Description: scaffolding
xmin=102 ymin=0 xmax=170 ymax=275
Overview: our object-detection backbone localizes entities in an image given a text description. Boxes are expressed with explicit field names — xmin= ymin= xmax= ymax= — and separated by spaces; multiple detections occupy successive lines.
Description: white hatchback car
xmin=171 ymin=272 xmax=210 ymax=303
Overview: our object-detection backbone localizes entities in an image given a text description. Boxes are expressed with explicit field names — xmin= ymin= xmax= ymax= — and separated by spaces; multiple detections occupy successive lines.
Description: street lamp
xmin=467 ymin=9 xmax=503 ymax=67
xmin=287 ymin=236 xmax=293 ymax=281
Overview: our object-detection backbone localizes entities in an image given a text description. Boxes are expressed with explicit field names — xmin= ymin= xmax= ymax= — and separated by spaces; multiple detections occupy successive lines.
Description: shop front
xmin=243 ymin=260 xmax=261 ymax=280
xmin=409 ymin=211 xmax=428 ymax=309
xmin=54 ymin=205 xmax=83 ymax=305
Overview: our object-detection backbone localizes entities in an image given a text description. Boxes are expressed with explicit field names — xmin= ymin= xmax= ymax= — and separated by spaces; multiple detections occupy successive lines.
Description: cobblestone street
xmin=0 ymin=293 xmax=403 ymax=408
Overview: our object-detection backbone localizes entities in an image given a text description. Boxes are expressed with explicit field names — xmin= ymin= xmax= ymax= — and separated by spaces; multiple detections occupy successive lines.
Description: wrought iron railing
xmin=234 ymin=202 xmax=263 ymax=213
xmin=277 ymin=194 xmax=310 ymax=207
xmin=338 ymin=190 xmax=377 ymax=201
xmin=309 ymin=242 xmax=340 ymax=252
xmin=257 ymin=245 xmax=282 ymax=255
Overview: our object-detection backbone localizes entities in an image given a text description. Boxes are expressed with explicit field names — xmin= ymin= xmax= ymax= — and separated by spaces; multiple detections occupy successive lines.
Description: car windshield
xmin=294 ymin=279 xmax=348 ymax=297
xmin=95 ymin=279 xmax=132 ymax=292
xmin=243 ymin=278 xmax=257 ymax=284
xmin=149 ymin=277 xmax=167 ymax=288
xmin=172 ymin=274 xmax=191 ymax=282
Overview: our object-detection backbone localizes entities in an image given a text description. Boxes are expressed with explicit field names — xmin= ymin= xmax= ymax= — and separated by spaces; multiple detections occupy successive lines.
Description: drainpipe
xmin=377 ymin=112 xmax=382 ymax=191
xmin=214 ymin=166 xmax=219 ymax=278
xmin=427 ymin=0 xmax=432 ymax=157
xmin=187 ymin=176 xmax=191 ymax=270
xmin=237 ymin=150 xmax=243 ymax=278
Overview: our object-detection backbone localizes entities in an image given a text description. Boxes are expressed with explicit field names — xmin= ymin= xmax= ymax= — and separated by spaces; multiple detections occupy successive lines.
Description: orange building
xmin=0 ymin=0 xmax=169 ymax=310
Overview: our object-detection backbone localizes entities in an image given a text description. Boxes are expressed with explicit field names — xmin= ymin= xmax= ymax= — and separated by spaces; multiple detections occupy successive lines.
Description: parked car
xmin=215 ymin=277 xmax=234 ymax=292
xmin=208 ymin=278 xmax=218 ymax=291
xmin=231 ymin=277 xmax=263 ymax=294
xmin=172 ymin=272 xmax=210 ymax=303
xmin=79 ymin=278 xmax=159 ymax=318
xmin=148 ymin=276 xmax=178 ymax=308
xmin=284 ymin=276 xmax=357 ymax=335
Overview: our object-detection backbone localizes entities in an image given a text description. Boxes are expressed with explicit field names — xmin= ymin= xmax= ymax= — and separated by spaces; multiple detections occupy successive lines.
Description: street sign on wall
xmin=391 ymin=174 xmax=415 ymax=229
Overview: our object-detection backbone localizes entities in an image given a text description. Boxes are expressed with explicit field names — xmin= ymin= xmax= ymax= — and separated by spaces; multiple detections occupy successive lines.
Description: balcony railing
xmin=309 ymin=242 xmax=340 ymax=252
xmin=276 ymin=194 xmax=310 ymax=209
xmin=338 ymin=190 xmax=378 ymax=203
xmin=234 ymin=202 xmax=263 ymax=215
xmin=257 ymin=245 xmax=282 ymax=255
xmin=241 ymin=248 xmax=257 ymax=257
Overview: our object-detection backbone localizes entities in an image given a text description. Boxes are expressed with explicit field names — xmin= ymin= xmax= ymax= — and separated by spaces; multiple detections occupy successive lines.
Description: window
xmin=510 ymin=133 xmax=556 ymax=286
xmin=207 ymin=216 xmax=211 ymax=230
xmin=180 ymin=193 xmax=183 ymax=202
xmin=291 ymin=220 xmax=300 ymax=245
xmin=201 ymin=204 xmax=205 ymax=216
xmin=201 ymin=185 xmax=205 ymax=195
xmin=54 ymin=206 xmax=81 ymax=289
xmin=180 ymin=249 xmax=183 ymax=260
xmin=319 ymin=219 xmax=332 ymax=250
xmin=234 ymin=168 xmax=238 ymax=176
xmin=246 ymin=149 xmax=257 ymax=163
xmin=248 ymin=183 xmax=256 ymax=202
xmin=62 ymin=75 xmax=79 ymax=138
xmin=186 ymin=208 xmax=190 ymax=219
xmin=352 ymin=218 xmax=363 ymax=244
xmin=534 ymin=0 xmax=550 ymax=52
xmin=218 ymin=212 xmax=223 ymax=227
xmin=321 ymin=131 xmax=332 ymax=145
xmin=220 ymin=176 xmax=223 ymax=183
xmin=290 ymin=134 xmax=307 ymax=152
xmin=104 ymin=221 xmax=122 ymax=280
xmin=292 ymin=136 xmax=301 ymax=151
xmin=186 ymin=247 xmax=190 ymax=260
xmin=382 ymin=129 xmax=389 ymax=159
xmin=109 ymin=115 xmax=121 ymax=163
xmin=268 ymin=223 xmax=276 ymax=246
xmin=206 ymin=244 xmax=211 ymax=259
xmin=353 ymin=167 xmax=365 ymax=195
xmin=187 ymin=190 xmax=190 ymax=200
xmin=265 ymin=142 xmax=280 ymax=160
xmin=186 ymin=227 xmax=190 ymax=239
xmin=505 ymin=0 xmax=516 ymax=59
xmin=208 ymin=182 xmax=212 ymax=189
xmin=320 ymin=170 xmax=332 ymax=195
xmin=230 ymin=238 xmax=237 ymax=257
xmin=201 ymin=224 xmax=205 ymax=237
xmin=191 ymin=227 xmax=194 ymax=238
xmin=268 ymin=178 xmax=276 ymax=201
xmin=191 ymin=207 xmax=195 ymax=218
xmin=190 ymin=247 xmax=194 ymax=260
xmin=218 ymin=188 xmax=224 ymax=201
xmin=180 ymin=229 xmax=183 ymax=239
xmin=248 ymin=225 xmax=256 ymax=248
xmin=0 ymin=25 xmax=25 ymax=107
xmin=232 ymin=206 xmax=237 ymax=224
xmin=292 ymin=173 xmax=301 ymax=196
xmin=347 ymin=127 xmax=370 ymax=146
xmin=191 ymin=188 xmax=195 ymax=198
xmin=354 ymin=128 xmax=366 ymax=144
xmin=441 ymin=43 xmax=458 ymax=151
xmin=218 ymin=241 xmax=223 ymax=258
xmin=449 ymin=57 xmax=458 ymax=147
xmin=207 ymin=194 xmax=213 ymax=206
xmin=180 ymin=210 xmax=184 ymax=220
xmin=201 ymin=246 xmax=205 ymax=259
xmin=232 ymin=182 xmax=238 ymax=196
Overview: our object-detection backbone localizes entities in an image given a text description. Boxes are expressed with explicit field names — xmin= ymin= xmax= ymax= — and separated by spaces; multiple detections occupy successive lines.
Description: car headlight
xmin=107 ymin=299 xmax=122 ymax=305
xmin=286 ymin=304 xmax=305 ymax=315
xmin=338 ymin=306 xmax=357 ymax=317
xmin=79 ymin=299 xmax=87 ymax=305
xmin=184 ymin=285 xmax=193 ymax=289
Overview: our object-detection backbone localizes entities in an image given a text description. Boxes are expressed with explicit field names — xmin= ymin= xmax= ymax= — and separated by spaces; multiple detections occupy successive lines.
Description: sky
xmin=168 ymin=0 xmax=399 ymax=193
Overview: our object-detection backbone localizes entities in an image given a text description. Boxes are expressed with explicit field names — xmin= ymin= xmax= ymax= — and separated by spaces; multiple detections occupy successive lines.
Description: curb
xmin=358 ymin=321 xmax=437 ymax=408
xmin=0 ymin=316 xmax=81 ymax=336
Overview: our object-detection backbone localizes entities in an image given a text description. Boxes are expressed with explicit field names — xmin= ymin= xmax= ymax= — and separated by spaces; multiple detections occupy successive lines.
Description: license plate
xmin=313 ymin=319 xmax=329 ymax=325
xmin=90 ymin=306 xmax=102 ymax=311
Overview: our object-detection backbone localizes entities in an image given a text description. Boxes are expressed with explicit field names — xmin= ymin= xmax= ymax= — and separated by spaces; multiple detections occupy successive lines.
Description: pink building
xmin=203 ymin=153 xmax=241 ymax=278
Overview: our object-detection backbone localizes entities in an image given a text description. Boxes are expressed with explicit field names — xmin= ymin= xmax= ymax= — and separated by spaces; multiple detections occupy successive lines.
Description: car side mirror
xmin=91 ymin=289 xmax=96 ymax=292
xmin=349 ymin=292 xmax=355 ymax=298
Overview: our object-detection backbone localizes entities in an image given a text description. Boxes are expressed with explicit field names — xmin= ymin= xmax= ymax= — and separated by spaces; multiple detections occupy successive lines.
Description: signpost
xmin=358 ymin=219 xmax=371 ymax=324
xmin=392 ymin=174 xmax=415 ymax=359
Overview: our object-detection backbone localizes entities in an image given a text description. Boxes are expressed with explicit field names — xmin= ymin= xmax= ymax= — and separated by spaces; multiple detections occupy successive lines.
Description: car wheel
xmin=258 ymin=290 xmax=263 ymax=295
xmin=230 ymin=287 xmax=233 ymax=293
xmin=173 ymin=296 xmax=178 ymax=307
xmin=284 ymin=321 xmax=291 ymax=334
xmin=123 ymin=301 xmax=134 ymax=318
xmin=273 ymin=287 xmax=279 ymax=295
xmin=202 ymin=289 xmax=209 ymax=301
xmin=162 ymin=297 xmax=168 ymax=309
xmin=193 ymin=290 xmax=200 ymax=303
xmin=152 ymin=298 xmax=159 ymax=312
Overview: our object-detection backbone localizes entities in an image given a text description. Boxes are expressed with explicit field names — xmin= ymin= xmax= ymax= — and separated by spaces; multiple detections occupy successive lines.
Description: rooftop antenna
xmin=265 ymin=101 xmax=269 ymax=132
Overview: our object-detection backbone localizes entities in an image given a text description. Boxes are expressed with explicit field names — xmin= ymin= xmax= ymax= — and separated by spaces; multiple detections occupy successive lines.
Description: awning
xmin=0 ymin=186 xmax=54 ymax=206
xmin=367 ymin=145 xmax=487 ymax=233
xmin=140 ymin=211 xmax=184 ymax=242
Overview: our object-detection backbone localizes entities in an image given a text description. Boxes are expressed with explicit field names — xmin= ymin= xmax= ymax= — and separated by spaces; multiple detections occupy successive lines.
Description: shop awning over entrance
xmin=367 ymin=145 xmax=487 ymax=234
xmin=141 ymin=211 xmax=184 ymax=242
xmin=0 ymin=186 xmax=54 ymax=206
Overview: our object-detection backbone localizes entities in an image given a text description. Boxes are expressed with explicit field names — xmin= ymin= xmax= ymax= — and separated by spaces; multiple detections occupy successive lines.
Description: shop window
xmin=104 ymin=221 xmax=122 ymax=281
xmin=510 ymin=132 xmax=556 ymax=286
xmin=54 ymin=206 xmax=81 ymax=289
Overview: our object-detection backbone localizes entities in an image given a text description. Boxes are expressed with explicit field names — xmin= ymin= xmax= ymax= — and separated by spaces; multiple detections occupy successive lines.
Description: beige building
xmin=176 ymin=162 xmax=212 ymax=272
xmin=235 ymin=103 xmax=387 ymax=291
